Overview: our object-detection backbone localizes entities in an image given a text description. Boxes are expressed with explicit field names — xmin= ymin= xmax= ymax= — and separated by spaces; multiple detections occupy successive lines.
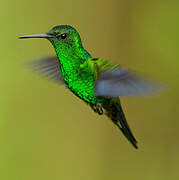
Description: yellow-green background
xmin=1 ymin=0 xmax=179 ymax=179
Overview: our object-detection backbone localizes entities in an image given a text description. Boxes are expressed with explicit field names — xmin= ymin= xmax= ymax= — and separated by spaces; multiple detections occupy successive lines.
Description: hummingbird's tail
xmin=103 ymin=98 xmax=138 ymax=149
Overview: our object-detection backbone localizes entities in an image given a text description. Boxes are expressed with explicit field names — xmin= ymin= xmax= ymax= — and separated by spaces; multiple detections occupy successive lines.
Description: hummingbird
xmin=19 ymin=25 xmax=159 ymax=149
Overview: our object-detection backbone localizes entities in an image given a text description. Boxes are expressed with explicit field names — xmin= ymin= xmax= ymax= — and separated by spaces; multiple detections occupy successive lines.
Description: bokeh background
xmin=1 ymin=0 xmax=179 ymax=179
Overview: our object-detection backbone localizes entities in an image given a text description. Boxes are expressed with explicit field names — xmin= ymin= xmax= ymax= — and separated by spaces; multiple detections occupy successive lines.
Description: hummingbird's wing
xmin=25 ymin=56 xmax=64 ymax=84
xmin=88 ymin=58 xmax=161 ymax=97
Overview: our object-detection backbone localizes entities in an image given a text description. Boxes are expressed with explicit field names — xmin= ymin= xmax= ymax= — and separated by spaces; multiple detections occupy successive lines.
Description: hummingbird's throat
xmin=55 ymin=50 xmax=81 ymax=82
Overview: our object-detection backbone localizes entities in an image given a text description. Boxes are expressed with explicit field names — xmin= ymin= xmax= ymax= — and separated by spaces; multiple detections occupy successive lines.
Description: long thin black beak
xmin=18 ymin=34 xmax=53 ymax=39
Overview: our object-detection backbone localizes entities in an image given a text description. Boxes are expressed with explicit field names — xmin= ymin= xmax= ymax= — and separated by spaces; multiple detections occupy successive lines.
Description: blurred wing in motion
xmin=25 ymin=56 xmax=64 ymax=84
xmin=95 ymin=68 xmax=162 ymax=97
xmin=87 ymin=58 xmax=162 ymax=97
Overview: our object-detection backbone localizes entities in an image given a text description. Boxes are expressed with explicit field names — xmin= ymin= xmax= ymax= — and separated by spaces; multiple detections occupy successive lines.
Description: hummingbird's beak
xmin=18 ymin=34 xmax=53 ymax=39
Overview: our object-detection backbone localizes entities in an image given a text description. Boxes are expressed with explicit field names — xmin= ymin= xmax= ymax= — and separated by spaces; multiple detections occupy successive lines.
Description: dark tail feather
xmin=103 ymin=98 xmax=138 ymax=149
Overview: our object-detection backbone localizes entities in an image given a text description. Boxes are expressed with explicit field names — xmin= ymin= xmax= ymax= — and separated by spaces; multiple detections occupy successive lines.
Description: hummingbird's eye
xmin=57 ymin=33 xmax=68 ymax=40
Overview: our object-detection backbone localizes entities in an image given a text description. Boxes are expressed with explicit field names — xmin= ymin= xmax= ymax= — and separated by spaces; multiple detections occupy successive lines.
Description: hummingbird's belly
xmin=65 ymin=75 xmax=105 ymax=104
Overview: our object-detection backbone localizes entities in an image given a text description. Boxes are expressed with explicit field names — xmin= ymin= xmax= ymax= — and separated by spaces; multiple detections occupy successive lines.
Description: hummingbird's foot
xmin=90 ymin=103 xmax=104 ymax=115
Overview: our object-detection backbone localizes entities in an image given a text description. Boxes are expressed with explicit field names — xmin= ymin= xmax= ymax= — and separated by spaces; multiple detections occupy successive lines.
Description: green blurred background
xmin=1 ymin=0 xmax=179 ymax=179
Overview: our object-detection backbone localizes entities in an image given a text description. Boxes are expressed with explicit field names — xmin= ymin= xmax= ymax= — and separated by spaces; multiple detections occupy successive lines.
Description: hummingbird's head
xmin=47 ymin=25 xmax=82 ymax=47
xmin=19 ymin=25 xmax=83 ymax=53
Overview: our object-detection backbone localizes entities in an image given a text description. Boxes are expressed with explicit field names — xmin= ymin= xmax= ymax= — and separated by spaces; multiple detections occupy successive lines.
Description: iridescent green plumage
xmin=19 ymin=25 xmax=160 ymax=149
xmin=47 ymin=25 xmax=106 ymax=105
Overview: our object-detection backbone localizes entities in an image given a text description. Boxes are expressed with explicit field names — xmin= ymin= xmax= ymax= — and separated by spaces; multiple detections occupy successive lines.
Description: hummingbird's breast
xmin=61 ymin=63 xmax=105 ymax=104
xmin=56 ymin=51 xmax=106 ymax=104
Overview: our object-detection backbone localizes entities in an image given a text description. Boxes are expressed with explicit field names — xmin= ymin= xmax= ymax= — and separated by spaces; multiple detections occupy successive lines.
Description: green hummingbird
xmin=19 ymin=25 xmax=159 ymax=149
